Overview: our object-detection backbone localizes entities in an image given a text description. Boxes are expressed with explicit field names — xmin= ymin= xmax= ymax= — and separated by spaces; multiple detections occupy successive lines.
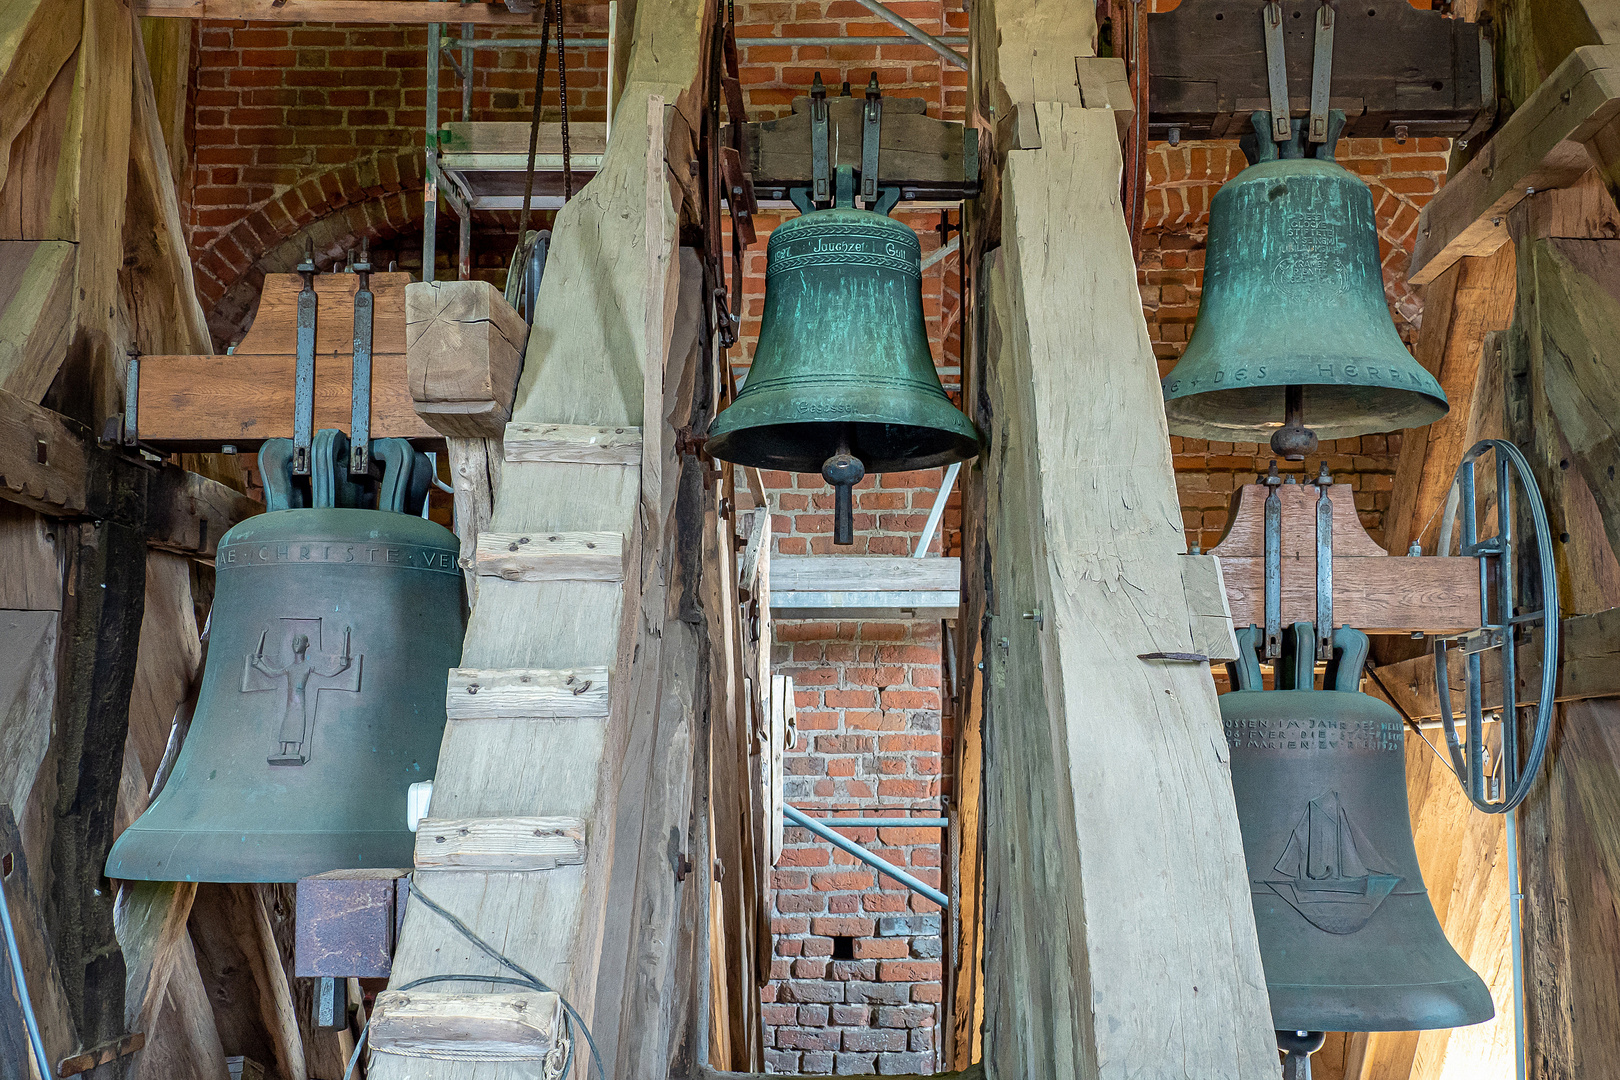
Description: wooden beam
xmin=136 ymin=272 xmax=435 ymax=448
xmin=503 ymin=423 xmax=642 ymax=465
xmin=0 ymin=806 xmax=78 ymax=1070
xmin=966 ymin=7 xmax=1274 ymax=1063
xmin=413 ymin=817 xmax=587 ymax=872
xmin=473 ymin=530 xmax=627 ymax=582
xmin=1367 ymin=605 xmax=1620 ymax=722
xmin=134 ymin=0 xmax=574 ymax=23
xmin=444 ymin=667 xmax=612 ymax=721
xmin=1384 ymin=244 xmax=1518 ymax=556
xmin=1216 ymin=555 xmax=1481 ymax=635
xmin=368 ymin=990 xmax=564 ymax=1061
xmin=1410 ymin=45 xmax=1620 ymax=285
xmin=769 ymin=555 xmax=959 ymax=592
xmin=0 ymin=0 xmax=83 ymax=199
xmin=0 ymin=240 xmax=76 ymax=403
xmin=404 ymin=279 xmax=527 ymax=440
xmin=187 ymin=884 xmax=306 ymax=1080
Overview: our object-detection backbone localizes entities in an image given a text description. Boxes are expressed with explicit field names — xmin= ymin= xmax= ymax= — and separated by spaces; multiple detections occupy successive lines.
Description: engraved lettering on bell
xmin=1260 ymin=791 xmax=1402 ymax=935
xmin=1277 ymin=217 xmax=1340 ymax=285
xmin=242 ymin=618 xmax=363 ymax=766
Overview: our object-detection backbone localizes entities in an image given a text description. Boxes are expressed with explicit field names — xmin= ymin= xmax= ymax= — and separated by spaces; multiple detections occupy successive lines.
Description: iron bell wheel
xmin=1161 ymin=115 xmax=1447 ymax=457
xmin=706 ymin=200 xmax=980 ymax=543
xmin=106 ymin=434 xmax=466 ymax=883
xmin=1223 ymin=686 xmax=1494 ymax=1033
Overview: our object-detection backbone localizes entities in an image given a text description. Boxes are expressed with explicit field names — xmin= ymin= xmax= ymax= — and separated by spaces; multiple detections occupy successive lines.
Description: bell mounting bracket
xmin=293 ymin=237 xmax=320 ymax=476
xmin=1432 ymin=439 xmax=1560 ymax=814
xmin=790 ymin=72 xmax=901 ymax=216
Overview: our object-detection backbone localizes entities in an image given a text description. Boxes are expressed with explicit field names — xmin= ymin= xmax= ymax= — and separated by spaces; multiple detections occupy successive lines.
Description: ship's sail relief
xmin=1261 ymin=790 xmax=1404 ymax=934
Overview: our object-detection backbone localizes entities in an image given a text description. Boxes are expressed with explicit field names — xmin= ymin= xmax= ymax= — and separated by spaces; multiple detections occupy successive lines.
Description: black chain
xmin=556 ymin=0 xmax=572 ymax=199
xmin=515 ymin=0 xmax=556 ymax=253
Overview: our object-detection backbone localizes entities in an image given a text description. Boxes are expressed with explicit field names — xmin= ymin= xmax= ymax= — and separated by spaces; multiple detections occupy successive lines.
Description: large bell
xmin=106 ymin=431 xmax=465 ymax=883
xmin=1224 ymin=623 xmax=1493 ymax=1034
xmin=1162 ymin=114 xmax=1446 ymax=459
xmin=706 ymin=168 xmax=979 ymax=542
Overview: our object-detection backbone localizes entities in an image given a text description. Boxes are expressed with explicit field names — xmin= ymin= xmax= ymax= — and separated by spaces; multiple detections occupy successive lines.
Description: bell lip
xmin=105 ymin=828 xmax=416 ymax=884
xmin=705 ymin=420 xmax=982 ymax=475
xmin=1268 ymin=976 xmax=1496 ymax=1033
xmin=1161 ymin=388 xmax=1449 ymax=443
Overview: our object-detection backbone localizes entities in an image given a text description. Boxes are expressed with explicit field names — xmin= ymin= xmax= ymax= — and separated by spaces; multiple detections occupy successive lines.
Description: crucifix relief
xmin=242 ymin=618 xmax=363 ymax=765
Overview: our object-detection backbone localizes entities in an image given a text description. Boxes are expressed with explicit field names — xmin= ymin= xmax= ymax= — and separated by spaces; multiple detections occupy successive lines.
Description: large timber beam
xmin=957 ymin=2 xmax=1276 ymax=1074
xmin=376 ymin=2 xmax=723 ymax=1078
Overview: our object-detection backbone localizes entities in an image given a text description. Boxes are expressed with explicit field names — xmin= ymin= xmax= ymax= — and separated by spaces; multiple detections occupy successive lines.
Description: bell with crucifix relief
xmin=106 ymin=431 xmax=465 ymax=883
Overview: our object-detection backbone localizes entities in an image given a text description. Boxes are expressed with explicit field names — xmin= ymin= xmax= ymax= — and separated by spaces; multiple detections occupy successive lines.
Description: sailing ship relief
xmin=1260 ymin=790 xmax=1404 ymax=935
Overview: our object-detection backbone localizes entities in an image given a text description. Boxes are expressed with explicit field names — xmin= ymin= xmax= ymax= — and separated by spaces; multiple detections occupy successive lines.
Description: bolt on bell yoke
xmin=704 ymin=74 xmax=980 ymax=544
xmin=1160 ymin=111 xmax=1447 ymax=461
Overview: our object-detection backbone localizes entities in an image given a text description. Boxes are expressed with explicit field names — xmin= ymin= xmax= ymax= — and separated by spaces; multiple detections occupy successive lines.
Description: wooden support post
xmin=377 ymin=2 xmax=719 ymax=1076
xmin=960 ymin=1 xmax=1275 ymax=1069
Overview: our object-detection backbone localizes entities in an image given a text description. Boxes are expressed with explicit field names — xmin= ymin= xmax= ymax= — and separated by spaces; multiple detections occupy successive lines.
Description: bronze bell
xmin=705 ymin=165 xmax=979 ymax=543
xmin=106 ymin=431 xmax=465 ymax=883
xmin=1161 ymin=113 xmax=1447 ymax=460
xmin=1224 ymin=622 xmax=1493 ymax=1037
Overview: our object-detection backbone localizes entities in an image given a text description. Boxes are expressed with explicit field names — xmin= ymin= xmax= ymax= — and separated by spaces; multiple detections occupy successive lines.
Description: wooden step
xmin=368 ymin=989 xmax=564 ymax=1061
xmin=446 ymin=667 xmax=611 ymax=721
xmin=414 ymin=817 xmax=587 ymax=872
xmin=474 ymin=531 xmax=626 ymax=582
xmin=503 ymin=422 xmax=642 ymax=465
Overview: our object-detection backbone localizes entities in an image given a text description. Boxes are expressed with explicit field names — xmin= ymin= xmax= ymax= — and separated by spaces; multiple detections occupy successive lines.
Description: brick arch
xmin=194 ymin=152 xmax=425 ymax=347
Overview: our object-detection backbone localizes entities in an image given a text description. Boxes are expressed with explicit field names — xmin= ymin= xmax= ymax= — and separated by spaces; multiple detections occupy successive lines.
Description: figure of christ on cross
xmin=244 ymin=622 xmax=363 ymax=765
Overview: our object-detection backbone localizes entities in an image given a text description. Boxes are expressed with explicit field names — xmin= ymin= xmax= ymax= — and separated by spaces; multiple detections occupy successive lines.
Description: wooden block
xmin=413 ymin=816 xmax=587 ymax=872
xmin=503 ymin=422 xmax=642 ymax=465
xmin=1210 ymin=483 xmax=1387 ymax=559
xmin=474 ymin=531 xmax=625 ymax=582
xmin=404 ymin=279 xmax=527 ymax=439
xmin=0 ymin=383 xmax=89 ymax=515
xmin=1181 ymin=553 xmax=1239 ymax=662
xmin=1075 ymin=57 xmax=1134 ymax=138
xmin=739 ymin=96 xmax=974 ymax=193
xmin=437 ymin=121 xmax=609 ymax=158
xmin=1410 ymin=45 xmax=1620 ymax=285
xmin=445 ymin=667 xmax=611 ymax=720
xmin=1218 ymin=554 xmax=1481 ymax=635
xmin=769 ymin=555 xmax=960 ymax=593
xmin=136 ymin=271 xmax=434 ymax=447
xmin=368 ymin=990 xmax=564 ymax=1061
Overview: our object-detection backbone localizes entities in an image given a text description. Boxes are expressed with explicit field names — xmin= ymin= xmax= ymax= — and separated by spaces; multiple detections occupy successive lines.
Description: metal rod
xmin=438 ymin=34 xmax=970 ymax=48
xmin=1314 ymin=465 xmax=1333 ymax=660
xmin=1308 ymin=1 xmax=1334 ymax=142
xmin=849 ymin=0 xmax=968 ymax=68
xmin=783 ymin=805 xmax=948 ymax=907
xmin=460 ymin=22 xmax=473 ymax=121
xmin=1263 ymin=0 xmax=1291 ymax=141
xmin=349 ymin=244 xmax=373 ymax=476
xmin=442 ymin=35 xmax=607 ymax=48
xmin=913 ymin=461 xmax=959 ymax=558
xmin=423 ymin=12 xmax=441 ymax=281
xmin=0 ymin=866 xmax=53 ymax=1080
xmin=1506 ymin=806 xmax=1528 ymax=1080
xmin=292 ymin=241 xmax=318 ymax=475
xmin=1497 ymin=449 xmax=1518 ymax=793
xmin=1264 ymin=464 xmax=1283 ymax=659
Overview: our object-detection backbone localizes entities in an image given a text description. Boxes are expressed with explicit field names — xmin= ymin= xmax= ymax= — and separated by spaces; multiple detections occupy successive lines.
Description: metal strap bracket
xmin=860 ymin=73 xmax=882 ymax=206
xmin=1262 ymin=1 xmax=1291 ymax=142
xmin=1309 ymin=1 xmax=1336 ymax=143
xmin=350 ymin=239 xmax=374 ymax=477
xmin=1263 ymin=460 xmax=1283 ymax=659
xmin=1313 ymin=462 xmax=1334 ymax=659
xmin=293 ymin=237 xmax=319 ymax=476
xmin=810 ymin=72 xmax=830 ymax=206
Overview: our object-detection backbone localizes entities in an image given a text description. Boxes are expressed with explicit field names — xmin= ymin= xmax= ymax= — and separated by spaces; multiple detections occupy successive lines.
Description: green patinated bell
xmin=106 ymin=432 xmax=465 ymax=883
xmin=1161 ymin=116 xmax=1446 ymax=449
xmin=706 ymin=184 xmax=978 ymax=542
xmin=1224 ymin=625 xmax=1493 ymax=1034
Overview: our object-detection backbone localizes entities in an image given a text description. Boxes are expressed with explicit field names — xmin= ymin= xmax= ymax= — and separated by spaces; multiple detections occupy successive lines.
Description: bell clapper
xmin=821 ymin=432 xmax=865 ymax=546
xmin=1277 ymin=1030 xmax=1325 ymax=1080
xmin=1271 ymin=385 xmax=1319 ymax=462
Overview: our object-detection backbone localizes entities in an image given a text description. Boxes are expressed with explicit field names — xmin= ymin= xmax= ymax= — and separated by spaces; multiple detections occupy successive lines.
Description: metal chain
xmin=514 ymin=0 xmax=555 ymax=264
xmin=556 ymin=0 xmax=572 ymax=200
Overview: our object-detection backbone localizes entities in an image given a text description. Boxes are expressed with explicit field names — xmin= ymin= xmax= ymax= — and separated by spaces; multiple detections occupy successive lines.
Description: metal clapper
xmin=293 ymin=238 xmax=320 ymax=476
xmin=349 ymin=239 xmax=374 ymax=477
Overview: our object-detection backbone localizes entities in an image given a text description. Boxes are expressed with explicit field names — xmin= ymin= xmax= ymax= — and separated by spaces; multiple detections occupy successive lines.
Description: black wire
xmin=340 ymin=880 xmax=605 ymax=1080
xmin=515 ymin=0 xmax=556 ymax=264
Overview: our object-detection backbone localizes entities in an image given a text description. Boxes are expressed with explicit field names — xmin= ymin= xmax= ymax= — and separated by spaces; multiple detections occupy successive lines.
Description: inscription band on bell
xmin=220 ymin=539 xmax=462 ymax=575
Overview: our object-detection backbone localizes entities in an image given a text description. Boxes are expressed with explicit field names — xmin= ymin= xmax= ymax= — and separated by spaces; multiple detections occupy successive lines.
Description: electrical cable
xmin=342 ymin=877 xmax=604 ymax=1080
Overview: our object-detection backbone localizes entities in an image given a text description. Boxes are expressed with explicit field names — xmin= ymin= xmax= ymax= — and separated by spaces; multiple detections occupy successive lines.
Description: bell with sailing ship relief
xmin=1160 ymin=113 xmax=1447 ymax=460
xmin=106 ymin=430 xmax=465 ymax=883
xmin=1224 ymin=623 xmax=1493 ymax=1038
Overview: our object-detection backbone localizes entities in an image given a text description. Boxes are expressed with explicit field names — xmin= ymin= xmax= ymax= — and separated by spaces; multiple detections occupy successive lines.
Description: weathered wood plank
xmin=0 ymin=383 xmax=90 ymax=516
xmin=0 ymin=805 xmax=77 ymax=1069
xmin=0 ymin=611 xmax=57 ymax=829
xmin=405 ymin=279 xmax=527 ymax=440
xmin=503 ymin=422 xmax=642 ymax=465
xmin=1411 ymin=44 xmax=1620 ymax=285
xmin=0 ymin=239 xmax=75 ymax=402
xmin=0 ymin=0 xmax=82 ymax=199
xmin=474 ymin=530 xmax=626 ymax=582
xmin=1179 ymin=553 xmax=1239 ymax=662
xmin=414 ymin=817 xmax=587 ymax=872
xmin=445 ymin=668 xmax=612 ymax=721
xmin=0 ymin=502 xmax=60 ymax=609
xmin=369 ymin=990 xmax=564 ymax=1061
xmin=135 ymin=0 xmax=565 ymax=24
xmin=768 ymin=554 xmax=961 ymax=593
